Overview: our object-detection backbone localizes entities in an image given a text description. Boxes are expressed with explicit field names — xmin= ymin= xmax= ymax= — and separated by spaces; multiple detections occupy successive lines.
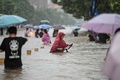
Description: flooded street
xmin=0 ymin=29 xmax=109 ymax=80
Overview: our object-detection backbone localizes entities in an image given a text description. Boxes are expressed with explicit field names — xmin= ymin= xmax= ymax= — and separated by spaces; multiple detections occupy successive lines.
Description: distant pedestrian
xmin=87 ymin=30 xmax=99 ymax=43
xmin=42 ymin=29 xmax=51 ymax=45
xmin=0 ymin=26 xmax=27 ymax=70
xmin=53 ymin=29 xmax=59 ymax=37
xmin=39 ymin=29 xmax=43 ymax=38
xmin=88 ymin=30 xmax=95 ymax=41
xmin=98 ymin=33 xmax=110 ymax=44
xmin=72 ymin=29 xmax=79 ymax=37
xmin=35 ymin=29 xmax=39 ymax=38
xmin=25 ymin=28 xmax=29 ymax=37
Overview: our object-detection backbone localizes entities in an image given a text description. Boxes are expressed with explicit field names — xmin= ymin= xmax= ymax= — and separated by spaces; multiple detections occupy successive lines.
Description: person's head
xmin=8 ymin=26 xmax=17 ymax=35
xmin=40 ymin=29 xmax=43 ymax=31
xmin=55 ymin=29 xmax=59 ymax=32
xmin=75 ymin=29 xmax=78 ymax=31
xmin=26 ymin=28 xmax=28 ymax=31
xmin=43 ymin=29 xmax=48 ymax=34
xmin=115 ymin=28 xmax=120 ymax=34
xmin=57 ymin=32 xmax=65 ymax=40
xmin=36 ymin=29 xmax=39 ymax=32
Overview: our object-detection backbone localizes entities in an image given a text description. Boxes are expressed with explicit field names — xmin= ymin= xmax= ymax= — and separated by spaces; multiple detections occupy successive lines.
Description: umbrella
xmin=24 ymin=24 xmax=33 ymax=28
xmin=33 ymin=25 xmax=39 ymax=29
xmin=70 ymin=26 xmax=80 ymax=30
xmin=0 ymin=15 xmax=27 ymax=28
xmin=40 ymin=20 xmax=50 ymax=23
xmin=39 ymin=24 xmax=53 ymax=29
xmin=103 ymin=32 xmax=120 ymax=80
xmin=82 ymin=13 xmax=120 ymax=34
xmin=53 ymin=26 xmax=65 ymax=30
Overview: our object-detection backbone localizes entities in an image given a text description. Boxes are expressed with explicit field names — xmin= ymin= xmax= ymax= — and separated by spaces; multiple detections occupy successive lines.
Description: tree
xmin=0 ymin=0 xmax=34 ymax=23
xmin=51 ymin=0 xmax=120 ymax=19
xmin=12 ymin=0 xmax=35 ymax=23
xmin=0 ymin=0 xmax=75 ymax=25
xmin=0 ymin=0 xmax=15 ymax=14
xmin=34 ymin=8 xmax=75 ymax=25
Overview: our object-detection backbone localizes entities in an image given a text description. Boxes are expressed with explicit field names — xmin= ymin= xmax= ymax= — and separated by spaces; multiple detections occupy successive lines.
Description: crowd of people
xmin=1 ymin=25 xmax=120 ymax=80
xmin=0 ymin=25 xmax=112 ymax=71
xmin=0 ymin=26 xmax=73 ymax=71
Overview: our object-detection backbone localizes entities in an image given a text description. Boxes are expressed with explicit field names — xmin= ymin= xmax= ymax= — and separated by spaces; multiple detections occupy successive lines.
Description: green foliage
xmin=0 ymin=0 xmax=15 ymax=14
xmin=0 ymin=0 xmax=34 ymax=23
xmin=110 ymin=0 xmax=120 ymax=14
xmin=12 ymin=0 xmax=35 ymax=23
xmin=51 ymin=0 xmax=120 ymax=20
xmin=34 ymin=8 xmax=75 ymax=25
xmin=0 ymin=0 xmax=75 ymax=25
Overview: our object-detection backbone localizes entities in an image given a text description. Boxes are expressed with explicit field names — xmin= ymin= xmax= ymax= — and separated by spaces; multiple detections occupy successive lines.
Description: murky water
xmin=0 ymin=29 xmax=109 ymax=80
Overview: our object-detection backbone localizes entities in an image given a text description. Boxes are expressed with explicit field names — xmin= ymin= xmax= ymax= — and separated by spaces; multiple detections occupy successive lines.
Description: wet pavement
xmin=0 ymin=29 xmax=109 ymax=80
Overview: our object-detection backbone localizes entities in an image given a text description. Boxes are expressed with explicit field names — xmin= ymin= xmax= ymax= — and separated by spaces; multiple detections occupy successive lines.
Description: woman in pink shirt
xmin=42 ymin=29 xmax=51 ymax=45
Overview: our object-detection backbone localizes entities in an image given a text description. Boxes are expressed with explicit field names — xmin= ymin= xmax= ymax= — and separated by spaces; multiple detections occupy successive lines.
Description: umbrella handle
xmin=65 ymin=49 xmax=69 ymax=52
xmin=68 ymin=43 xmax=73 ymax=49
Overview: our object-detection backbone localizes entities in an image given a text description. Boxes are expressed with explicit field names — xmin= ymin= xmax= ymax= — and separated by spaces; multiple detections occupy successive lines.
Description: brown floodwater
xmin=0 ymin=30 xmax=110 ymax=80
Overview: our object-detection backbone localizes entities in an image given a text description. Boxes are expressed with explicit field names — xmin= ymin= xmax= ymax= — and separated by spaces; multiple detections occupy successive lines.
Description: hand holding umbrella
xmin=64 ymin=43 xmax=73 ymax=52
